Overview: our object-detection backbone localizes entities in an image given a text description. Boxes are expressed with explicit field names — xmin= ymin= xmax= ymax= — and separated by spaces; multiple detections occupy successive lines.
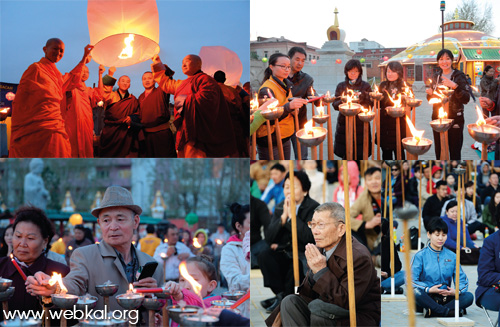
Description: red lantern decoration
xmin=383 ymin=56 xmax=389 ymax=61
xmin=477 ymin=49 xmax=482 ymax=55
xmin=336 ymin=59 xmax=342 ymax=64
xmin=430 ymin=51 xmax=435 ymax=56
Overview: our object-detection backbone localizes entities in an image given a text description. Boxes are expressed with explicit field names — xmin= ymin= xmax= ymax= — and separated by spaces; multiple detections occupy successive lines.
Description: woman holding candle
xmin=426 ymin=49 xmax=470 ymax=160
xmin=332 ymin=59 xmax=372 ymax=159
xmin=258 ymin=171 xmax=318 ymax=313
xmin=410 ymin=217 xmax=474 ymax=318
xmin=0 ymin=224 xmax=13 ymax=257
xmin=256 ymin=53 xmax=308 ymax=159
xmin=0 ymin=207 xmax=69 ymax=322
xmin=379 ymin=61 xmax=407 ymax=159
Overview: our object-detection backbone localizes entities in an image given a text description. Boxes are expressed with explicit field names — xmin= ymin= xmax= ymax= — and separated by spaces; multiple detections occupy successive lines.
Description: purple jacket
xmin=476 ymin=230 xmax=500 ymax=305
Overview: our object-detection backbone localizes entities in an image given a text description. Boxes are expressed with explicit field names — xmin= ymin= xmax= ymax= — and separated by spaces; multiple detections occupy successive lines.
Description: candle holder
xmin=260 ymin=107 xmax=284 ymax=121
xmin=405 ymin=98 xmax=422 ymax=108
xmin=386 ymin=107 xmax=405 ymax=160
xmin=370 ymin=92 xmax=382 ymax=160
xmin=385 ymin=106 xmax=405 ymax=118
xmin=468 ymin=123 xmax=500 ymax=160
xmin=210 ymin=299 xmax=235 ymax=309
xmin=75 ymin=295 xmax=98 ymax=311
xmin=143 ymin=297 xmax=166 ymax=326
xmin=0 ymin=278 xmax=12 ymax=292
xmin=0 ymin=285 xmax=15 ymax=316
xmin=296 ymin=127 xmax=327 ymax=147
xmin=179 ymin=313 xmax=219 ymax=327
xmin=116 ymin=292 xmax=144 ymax=310
xmin=221 ymin=290 xmax=246 ymax=301
xmin=359 ymin=111 xmax=375 ymax=160
xmin=80 ymin=318 xmax=128 ymax=327
xmin=369 ymin=92 xmax=383 ymax=101
xmin=358 ymin=111 xmax=375 ymax=123
xmin=430 ymin=118 xmax=453 ymax=160
xmin=339 ymin=103 xmax=361 ymax=160
xmin=261 ymin=106 xmax=285 ymax=159
xmin=401 ymin=137 xmax=433 ymax=157
xmin=167 ymin=305 xmax=201 ymax=324
xmin=95 ymin=283 xmax=119 ymax=309
xmin=312 ymin=114 xmax=329 ymax=125
xmin=51 ymin=294 xmax=79 ymax=327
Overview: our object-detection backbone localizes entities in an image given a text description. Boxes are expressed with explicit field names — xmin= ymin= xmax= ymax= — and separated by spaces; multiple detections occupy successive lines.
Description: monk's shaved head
xmin=43 ymin=38 xmax=65 ymax=63
xmin=118 ymin=75 xmax=131 ymax=93
xmin=182 ymin=54 xmax=202 ymax=76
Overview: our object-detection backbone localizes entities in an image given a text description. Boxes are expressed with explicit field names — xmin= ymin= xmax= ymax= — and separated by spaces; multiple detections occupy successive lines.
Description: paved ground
xmin=283 ymin=90 xmax=481 ymax=160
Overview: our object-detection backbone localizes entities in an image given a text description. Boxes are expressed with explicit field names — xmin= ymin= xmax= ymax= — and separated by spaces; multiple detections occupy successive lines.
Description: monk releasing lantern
xmin=87 ymin=0 xmax=160 ymax=67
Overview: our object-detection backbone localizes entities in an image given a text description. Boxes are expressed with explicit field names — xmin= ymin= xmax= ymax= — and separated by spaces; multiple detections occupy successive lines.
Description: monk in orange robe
xmin=99 ymin=72 xmax=141 ymax=158
xmin=10 ymin=39 xmax=93 ymax=158
xmin=61 ymin=65 xmax=104 ymax=158
xmin=151 ymin=54 xmax=238 ymax=158
xmin=138 ymin=71 xmax=176 ymax=157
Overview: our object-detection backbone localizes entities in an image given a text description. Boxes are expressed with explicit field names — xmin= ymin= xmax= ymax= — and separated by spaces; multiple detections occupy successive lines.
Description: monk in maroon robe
xmin=138 ymin=71 xmax=176 ymax=157
xmin=151 ymin=54 xmax=238 ymax=158
xmin=99 ymin=73 xmax=141 ymax=158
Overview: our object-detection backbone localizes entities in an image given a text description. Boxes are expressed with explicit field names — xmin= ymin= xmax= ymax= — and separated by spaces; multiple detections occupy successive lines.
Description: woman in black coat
xmin=426 ymin=49 xmax=470 ymax=160
xmin=332 ymin=59 xmax=373 ymax=159
xmin=379 ymin=61 xmax=407 ymax=159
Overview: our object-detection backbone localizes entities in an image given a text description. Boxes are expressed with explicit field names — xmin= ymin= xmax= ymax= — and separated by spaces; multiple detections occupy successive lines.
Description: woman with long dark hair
xmin=256 ymin=53 xmax=308 ymax=159
xmin=332 ymin=59 xmax=373 ymax=159
xmin=484 ymin=190 xmax=500 ymax=231
xmin=426 ymin=49 xmax=470 ymax=159
xmin=380 ymin=61 xmax=407 ymax=159
xmin=480 ymin=65 xmax=499 ymax=117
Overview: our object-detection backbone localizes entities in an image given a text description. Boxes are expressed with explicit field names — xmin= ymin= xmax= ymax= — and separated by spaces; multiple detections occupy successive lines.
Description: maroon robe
xmin=99 ymin=93 xmax=140 ymax=157
xmin=152 ymin=66 xmax=237 ymax=158
xmin=138 ymin=87 xmax=176 ymax=157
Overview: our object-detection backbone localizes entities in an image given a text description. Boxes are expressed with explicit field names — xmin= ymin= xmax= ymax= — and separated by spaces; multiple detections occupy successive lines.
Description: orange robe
xmin=152 ymin=64 xmax=237 ymax=158
xmin=61 ymin=84 xmax=102 ymax=158
xmin=10 ymin=57 xmax=84 ymax=158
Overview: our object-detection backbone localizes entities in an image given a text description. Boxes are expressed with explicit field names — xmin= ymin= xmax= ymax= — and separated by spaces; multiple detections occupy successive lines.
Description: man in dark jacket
xmin=287 ymin=47 xmax=320 ymax=160
xmin=480 ymin=172 xmax=499 ymax=205
xmin=422 ymin=180 xmax=450 ymax=230
xmin=266 ymin=202 xmax=381 ymax=327
xmin=250 ymin=195 xmax=271 ymax=269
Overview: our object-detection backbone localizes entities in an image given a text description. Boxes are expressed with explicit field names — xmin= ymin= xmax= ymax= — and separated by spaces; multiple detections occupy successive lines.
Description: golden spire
xmin=454 ymin=8 xmax=459 ymax=20
xmin=334 ymin=7 xmax=339 ymax=27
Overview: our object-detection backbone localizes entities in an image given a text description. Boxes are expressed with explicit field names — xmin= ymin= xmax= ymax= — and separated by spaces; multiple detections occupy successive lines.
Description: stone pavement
xmin=288 ymin=90 xmax=480 ymax=160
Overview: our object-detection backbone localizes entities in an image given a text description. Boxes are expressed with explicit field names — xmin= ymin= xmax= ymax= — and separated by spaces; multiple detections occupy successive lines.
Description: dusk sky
xmin=0 ymin=0 xmax=250 ymax=96
xmin=251 ymin=0 xmax=499 ymax=49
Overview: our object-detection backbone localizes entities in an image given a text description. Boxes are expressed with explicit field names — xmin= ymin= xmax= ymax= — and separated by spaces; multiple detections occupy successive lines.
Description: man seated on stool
xmin=265 ymin=202 xmax=381 ymax=326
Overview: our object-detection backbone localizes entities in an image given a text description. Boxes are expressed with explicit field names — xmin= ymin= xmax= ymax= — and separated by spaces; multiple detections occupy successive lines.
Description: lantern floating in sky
xmin=87 ymin=0 xmax=160 ymax=67
xmin=199 ymin=46 xmax=243 ymax=86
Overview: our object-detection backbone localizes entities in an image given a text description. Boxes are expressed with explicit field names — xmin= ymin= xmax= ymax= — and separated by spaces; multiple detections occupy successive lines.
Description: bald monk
xmin=99 ymin=71 xmax=141 ymax=158
xmin=213 ymin=70 xmax=249 ymax=157
xmin=10 ymin=39 xmax=93 ymax=158
xmin=151 ymin=54 xmax=238 ymax=158
xmin=138 ymin=71 xmax=176 ymax=157
xmin=61 ymin=64 xmax=105 ymax=158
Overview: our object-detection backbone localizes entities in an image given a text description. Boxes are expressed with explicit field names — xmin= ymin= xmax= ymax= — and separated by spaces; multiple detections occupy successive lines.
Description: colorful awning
xmin=462 ymin=48 xmax=500 ymax=61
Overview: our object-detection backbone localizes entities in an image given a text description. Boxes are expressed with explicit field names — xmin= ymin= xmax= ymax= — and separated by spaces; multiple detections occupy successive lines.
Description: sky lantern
xmin=199 ymin=46 xmax=243 ymax=86
xmin=87 ymin=0 xmax=160 ymax=67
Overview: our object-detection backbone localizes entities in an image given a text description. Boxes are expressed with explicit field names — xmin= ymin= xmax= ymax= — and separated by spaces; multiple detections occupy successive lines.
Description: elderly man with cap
xmin=266 ymin=202 xmax=381 ymax=327
xmin=26 ymin=186 xmax=163 ymax=315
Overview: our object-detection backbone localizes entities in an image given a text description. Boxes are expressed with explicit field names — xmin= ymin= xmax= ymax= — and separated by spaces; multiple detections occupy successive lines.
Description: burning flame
xmin=374 ymin=84 xmax=379 ymax=93
xmin=250 ymin=93 xmax=258 ymax=111
xmin=0 ymin=108 xmax=9 ymax=114
xmin=164 ymin=238 xmax=168 ymax=243
xmin=405 ymin=116 xmax=424 ymax=142
xmin=343 ymin=90 xmax=355 ymax=108
xmin=326 ymin=90 xmax=331 ymax=98
xmin=179 ymin=262 xmax=202 ymax=296
xmin=310 ymin=87 xmax=315 ymax=97
xmin=403 ymin=82 xmax=414 ymax=98
xmin=267 ymin=99 xmax=278 ymax=111
xmin=317 ymin=100 xmax=324 ymax=116
xmin=438 ymin=107 xmax=447 ymax=119
xmin=386 ymin=92 xmax=403 ymax=107
xmin=48 ymin=272 xmax=68 ymax=294
xmin=470 ymin=85 xmax=478 ymax=93
xmin=475 ymin=105 xmax=486 ymax=126
xmin=58 ymin=238 xmax=62 ymax=243
xmin=118 ymin=34 xmax=135 ymax=60
xmin=216 ymin=239 xmax=223 ymax=245
xmin=360 ymin=106 xmax=368 ymax=114
xmin=68 ymin=246 xmax=73 ymax=251
xmin=160 ymin=252 xmax=167 ymax=259
xmin=127 ymin=283 xmax=135 ymax=295
xmin=193 ymin=237 xmax=202 ymax=248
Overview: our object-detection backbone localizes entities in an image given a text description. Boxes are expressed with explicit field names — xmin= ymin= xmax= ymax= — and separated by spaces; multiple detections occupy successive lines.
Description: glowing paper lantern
xmin=360 ymin=58 xmax=365 ymax=63
xmin=476 ymin=49 xmax=482 ymax=55
xmin=430 ymin=51 xmax=435 ymax=56
xmin=199 ymin=46 xmax=243 ymax=86
xmin=311 ymin=59 xmax=317 ymax=64
xmin=262 ymin=57 xmax=268 ymax=63
xmin=336 ymin=59 xmax=342 ymax=64
xmin=69 ymin=213 xmax=83 ymax=226
xmin=87 ymin=0 xmax=160 ymax=67
xmin=383 ymin=56 xmax=389 ymax=61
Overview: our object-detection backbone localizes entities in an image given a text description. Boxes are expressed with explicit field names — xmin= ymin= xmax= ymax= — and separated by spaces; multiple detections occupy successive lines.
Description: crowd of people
xmin=3 ymin=38 xmax=249 ymax=158
xmin=0 ymin=186 xmax=250 ymax=326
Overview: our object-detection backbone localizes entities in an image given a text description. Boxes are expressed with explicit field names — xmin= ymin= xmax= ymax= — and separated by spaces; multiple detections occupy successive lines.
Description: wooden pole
xmin=265 ymin=121 xmax=274 ymax=160
xmin=439 ymin=132 xmax=447 ymax=160
xmin=473 ymin=161 xmax=477 ymax=207
xmin=289 ymin=162 xmax=300 ymax=290
xmin=384 ymin=166 xmax=389 ymax=218
xmin=482 ymin=143 xmax=488 ymax=160
xmin=251 ymin=133 xmax=256 ymax=160
xmin=162 ymin=303 xmax=169 ymax=327
xmin=418 ymin=164 xmax=423 ymax=250
xmin=403 ymin=219 xmax=416 ymax=327
xmin=346 ymin=116 xmax=352 ymax=160
xmin=311 ymin=104 xmax=317 ymax=160
xmin=353 ymin=117 xmax=357 ymax=160
xmin=401 ymin=162 xmax=405 ymax=207
xmin=363 ymin=122 xmax=369 ymax=160
xmin=389 ymin=168 xmax=395 ymax=295
xmin=343 ymin=161 xmax=357 ymax=326
xmin=293 ymin=111 xmax=302 ymax=160
xmin=462 ymin=177 xmax=466 ymax=249
xmin=2 ymin=301 xmax=8 ymax=320
xmin=455 ymin=174 xmax=462 ymax=320
xmin=377 ymin=100 xmax=381 ymax=160
xmin=327 ymin=103 xmax=334 ymax=160
xmin=396 ymin=118 xmax=401 ymax=160
xmin=323 ymin=160 xmax=327 ymax=203
xmin=372 ymin=112 xmax=376 ymax=159
xmin=444 ymin=131 xmax=450 ymax=160
xmin=148 ymin=310 xmax=155 ymax=327
xmin=274 ymin=119 xmax=285 ymax=160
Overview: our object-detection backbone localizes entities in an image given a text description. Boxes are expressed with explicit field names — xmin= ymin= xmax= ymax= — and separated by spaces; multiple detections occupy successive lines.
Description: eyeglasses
xmin=274 ymin=65 xmax=291 ymax=70
xmin=392 ymin=169 xmax=399 ymax=172
xmin=307 ymin=221 xmax=340 ymax=230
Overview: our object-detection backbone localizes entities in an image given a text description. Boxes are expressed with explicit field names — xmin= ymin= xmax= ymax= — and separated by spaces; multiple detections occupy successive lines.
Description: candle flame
xmin=97 ymin=100 xmax=104 ymax=107
xmin=164 ymin=238 xmax=168 ymax=243
xmin=403 ymin=82 xmax=414 ymax=98
xmin=326 ymin=90 xmax=331 ymax=98
xmin=68 ymin=246 xmax=73 ymax=250
xmin=58 ymin=238 xmax=62 ymax=243
xmin=344 ymin=89 xmax=355 ymax=107
xmin=160 ymin=252 xmax=167 ymax=259
xmin=470 ymin=85 xmax=478 ymax=92
xmin=304 ymin=120 xmax=313 ymax=133
xmin=360 ymin=106 xmax=368 ymax=114
xmin=179 ymin=261 xmax=202 ymax=296
xmin=438 ymin=107 xmax=447 ymax=119
xmin=216 ymin=239 xmax=223 ymax=245
xmin=267 ymin=99 xmax=278 ymax=111
xmin=310 ymin=87 xmax=315 ymax=97
xmin=374 ymin=84 xmax=379 ymax=93
xmin=386 ymin=92 xmax=402 ymax=107
xmin=250 ymin=93 xmax=259 ymax=111
xmin=48 ymin=272 xmax=68 ymax=294
xmin=405 ymin=116 xmax=424 ymax=142
xmin=118 ymin=34 xmax=135 ymax=60
xmin=475 ymin=105 xmax=486 ymax=126
xmin=127 ymin=283 xmax=135 ymax=294
xmin=193 ymin=237 xmax=202 ymax=248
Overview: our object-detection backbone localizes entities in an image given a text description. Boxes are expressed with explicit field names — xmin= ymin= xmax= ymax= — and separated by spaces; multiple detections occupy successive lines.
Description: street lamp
xmin=440 ymin=1 xmax=446 ymax=49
